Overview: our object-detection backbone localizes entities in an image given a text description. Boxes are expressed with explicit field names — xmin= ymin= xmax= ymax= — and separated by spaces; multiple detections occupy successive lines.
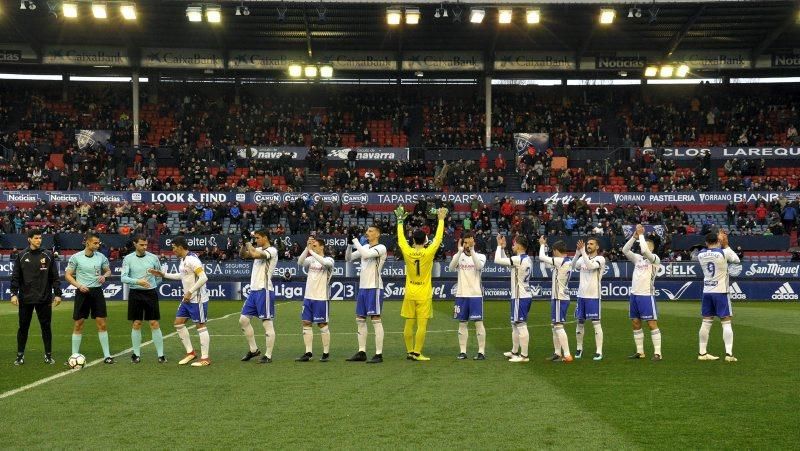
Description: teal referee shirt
xmin=67 ymin=251 xmax=110 ymax=288
xmin=121 ymin=251 xmax=162 ymax=290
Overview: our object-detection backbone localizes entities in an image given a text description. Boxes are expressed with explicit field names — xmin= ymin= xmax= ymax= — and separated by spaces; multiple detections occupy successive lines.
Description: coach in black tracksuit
xmin=9 ymin=229 xmax=62 ymax=365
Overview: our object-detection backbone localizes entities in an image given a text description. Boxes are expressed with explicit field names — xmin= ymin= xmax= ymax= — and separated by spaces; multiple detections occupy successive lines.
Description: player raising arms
xmin=697 ymin=230 xmax=740 ymax=362
xmin=149 ymin=237 xmax=210 ymax=367
xmin=495 ymin=234 xmax=533 ymax=363
xmin=573 ymin=237 xmax=606 ymax=361
xmin=238 ymin=230 xmax=279 ymax=364
xmin=345 ymin=224 xmax=388 ymax=364
xmin=622 ymin=225 xmax=663 ymax=361
xmin=538 ymin=236 xmax=573 ymax=363
xmin=449 ymin=232 xmax=487 ymax=360
xmin=296 ymin=236 xmax=335 ymax=362
xmin=395 ymin=206 xmax=447 ymax=361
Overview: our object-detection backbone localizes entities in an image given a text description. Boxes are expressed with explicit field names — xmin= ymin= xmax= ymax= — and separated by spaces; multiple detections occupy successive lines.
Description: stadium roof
xmin=1 ymin=0 xmax=800 ymax=76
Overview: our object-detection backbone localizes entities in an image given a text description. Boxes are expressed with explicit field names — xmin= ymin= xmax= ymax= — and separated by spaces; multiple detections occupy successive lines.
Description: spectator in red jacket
xmin=479 ymin=152 xmax=489 ymax=170
xmin=756 ymin=203 xmax=768 ymax=224
xmin=494 ymin=153 xmax=507 ymax=171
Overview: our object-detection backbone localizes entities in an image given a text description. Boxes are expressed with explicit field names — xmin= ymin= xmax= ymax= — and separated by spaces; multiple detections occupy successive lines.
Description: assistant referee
xmin=121 ymin=235 xmax=166 ymax=363
xmin=10 ymin=229 xmax=62 ymax=365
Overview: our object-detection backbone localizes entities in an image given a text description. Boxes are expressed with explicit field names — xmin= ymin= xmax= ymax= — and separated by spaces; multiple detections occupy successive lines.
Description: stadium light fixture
xmin=120 ymin=3 xmax=136 ymax=20
xmin=206 ymin=5 xmax=222 ymax=23
xmin=498 ymin=8 xmax=512 ymax=24
xmin=659 ymin=65 xmax=674 ymax=77
xmin=676 ymin=64 xmax=690 ymax=77
xmin=405 ymin=7 xmax=420 ymax=25
xmin=386 ymin=7 xmax=401 ymax=25
xmin=288 ymin=64 xmax=303 ymax=77
xmin=62 ymin=2 xmax=78 ymax=18
xmin=469 ymin=8 xmax=485 ymax=23
xmin=644 ymin=66 xmax=658 ymax=77
xmin=526 ymin=8 xmax=540 ymax=24
xmin=186 ymin=5 xmax=202 ymax=22
xmin=304 ymin=65 xmax=318 ymax=77
xmin=92 ymin=2 xmax=107 ymax=19
xmin=599 ymin=8 xmax=615 ymax=24
xmin=320 ymin=65 xmax=334 ymax=78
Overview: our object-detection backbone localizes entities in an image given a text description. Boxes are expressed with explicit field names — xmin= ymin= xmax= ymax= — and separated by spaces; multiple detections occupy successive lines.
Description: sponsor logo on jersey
xmin=771 ymin=282 xmax=799 ymax=300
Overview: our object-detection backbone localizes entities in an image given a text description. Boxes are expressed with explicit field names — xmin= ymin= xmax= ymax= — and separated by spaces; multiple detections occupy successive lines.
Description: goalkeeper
xmin=394 ymin=205 xmax=448 ymax=361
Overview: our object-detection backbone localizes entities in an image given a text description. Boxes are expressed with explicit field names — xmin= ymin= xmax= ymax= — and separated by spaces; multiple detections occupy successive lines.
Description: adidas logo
xmin=772 ymin=283 xmax=799 ymax=301
xmin=728 ymin=283 xmax=746 ymax=300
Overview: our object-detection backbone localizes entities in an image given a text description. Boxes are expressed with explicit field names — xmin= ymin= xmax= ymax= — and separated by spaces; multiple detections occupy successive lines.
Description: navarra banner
xmin=638 ymin=146 xmax=800 ymax=160
xmin=237 ymin=146 xmax=409 ymax=161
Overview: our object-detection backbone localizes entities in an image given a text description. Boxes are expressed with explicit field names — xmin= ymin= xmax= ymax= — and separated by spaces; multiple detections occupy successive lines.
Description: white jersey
xmin=349 ymin=243 xmax=387 ymax=289
xmin=250 ymin=246 xmax=278 ymax=291
xmin=448 ymin=251 xmax=486 ymax=298
xmin=697 ymin=247 xmax=740 ymax=294
xmin=494 ymin=246 xmax=533 ymax=300
xmin=179 ymin=253 xmax=208 ymax=304
xmin=622 ymin=236 xmax=661 ymax=296
xmin=574 ymin=253 xmax=605 ymax=299
xmin=299 ymin=249 xmax=335 ymax=301
xmin=538 ymin=246 xmax=572 ymax=300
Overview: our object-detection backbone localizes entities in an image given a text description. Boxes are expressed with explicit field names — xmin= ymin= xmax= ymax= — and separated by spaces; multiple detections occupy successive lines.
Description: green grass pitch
xmin=0 ymin=299 xmax=798 ymax=449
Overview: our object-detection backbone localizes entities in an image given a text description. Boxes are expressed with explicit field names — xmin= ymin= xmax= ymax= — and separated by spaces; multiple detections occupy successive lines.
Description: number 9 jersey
xmin=697 ymin=247 xmax=740 ymax=293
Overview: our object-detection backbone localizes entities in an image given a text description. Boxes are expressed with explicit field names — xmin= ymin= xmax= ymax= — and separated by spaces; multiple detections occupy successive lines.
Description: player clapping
xmin=296 ymin=236 xmax=335 ymax=362
xmin=449 ymin=232 xmax=487 ymax=360
xmin=537 ymin=236 xmax=573 ymax=363
xmin=621 ymin=225 xmax=663 ymax=361
xmin=494 ymin=234 xmax=533 ymax=363
xmin=573 ymin=237 xmax=606 ymax=361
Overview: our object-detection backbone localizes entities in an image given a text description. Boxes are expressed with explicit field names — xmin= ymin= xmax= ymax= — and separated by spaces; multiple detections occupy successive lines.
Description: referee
xmin=10 ymin=229 xmax=62 ymax=365
xmin=121 ymin=235 xmax=166 ymax=363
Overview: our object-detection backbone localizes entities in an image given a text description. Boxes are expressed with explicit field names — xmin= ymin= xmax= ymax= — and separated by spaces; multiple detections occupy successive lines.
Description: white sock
xmin=320 ymin=326 xmax=330 ymax=354
xmin=263 ymin=320 xmax=275 ymax=358
xmin=511 ymin=322 xmax=520 ymax=353
xmin=721 ymin=321 xmax=733 ymax=355
xmin=475 ymin=321 xmax=486 ymax=354
xmin=517 ymin=322 xmax=529 ymax=357
xmin=651 ymin=328 xmax=662 ymax=356
xmin=372 ymin=319 xmax=384 ymax=355
xmin=175 ymin=324 xmax=193 ymax=353
xmin=197 ymin=327 xmax=210 ymax=359
xmin=555 ymin=324 xmax=571 ymax=357
xmin=552 ymin=326 xmax=561 ymax=355
xmin=239 ymin=315 xmax=257 ymax=352
xmin=302 ymin=325 xmax=313 ymax=353
xmin=592 ymin=321 xmax=603 ymax=355
xmin=458 ymin=322 xmax=468 ymax=353
xmin=356 ymin=318 xmax=367 ymax=352
xmin=699 ymin=319 xmax=713 ymax=354
xmin=633 ymin=329 xmax=645 ymax=354
xmin=576 ymin=322 xmax=585 ymax=351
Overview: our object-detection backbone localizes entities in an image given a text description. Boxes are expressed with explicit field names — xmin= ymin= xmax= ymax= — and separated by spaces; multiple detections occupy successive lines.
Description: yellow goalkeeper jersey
xmin=397 ymin=219 xmax=444 ymax=301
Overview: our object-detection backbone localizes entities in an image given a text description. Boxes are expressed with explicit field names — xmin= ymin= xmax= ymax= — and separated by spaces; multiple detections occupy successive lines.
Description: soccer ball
xmin=68 ymin=353 xmax=86 ymax=369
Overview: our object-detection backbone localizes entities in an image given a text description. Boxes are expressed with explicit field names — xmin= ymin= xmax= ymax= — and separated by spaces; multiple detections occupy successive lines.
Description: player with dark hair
xmin=238 ymin=229 xmax=279 ymax=364
xmin=10 ymin=229 xmax=62 ymax=365
xmin=538 ymin=236 xmax=573 ymax=363
xmin=573 ymin=236 xmax=606 ymax=361
xmin=495 ymin=234 xmax=533 ymax=363
xmin=449 ymin=231 xmax=487 ymax=360
xmin=296 ymin=236 xmax=335 ymax=361
xmin=345 ymin=223 xmax=387 ymax=363
xmin=121 ymin=234 xmax=166 ymax=363
xmin=697 ymin=230 xmax=740 ymax=362
xmin=149 ymin=236 xmax=211 ymax=366
xmin=622 ymin=225 xmax=663 ymax=361
xmin=64 ymin=231 xmax=113 ymax=364
xmin=396 ymin=206 xmax=448 ymax=361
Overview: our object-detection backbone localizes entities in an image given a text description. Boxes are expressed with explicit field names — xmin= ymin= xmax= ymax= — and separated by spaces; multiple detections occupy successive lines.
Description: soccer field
xmin=0 ymin=300 xmax=798 ymax=449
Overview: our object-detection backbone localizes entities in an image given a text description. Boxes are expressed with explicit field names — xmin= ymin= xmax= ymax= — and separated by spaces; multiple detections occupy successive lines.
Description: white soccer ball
xmin=68 ymin=353 xmax=86 ymax=369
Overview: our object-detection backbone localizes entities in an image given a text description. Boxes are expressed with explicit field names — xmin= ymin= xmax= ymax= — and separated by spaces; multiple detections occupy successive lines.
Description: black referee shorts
xmin=127 ymin=289 xmax=161 ymax=321
xmin=73 ymin=287 xmax=107 ymax=320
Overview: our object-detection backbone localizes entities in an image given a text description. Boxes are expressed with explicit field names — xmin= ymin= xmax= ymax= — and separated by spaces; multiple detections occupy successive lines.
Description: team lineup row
xmin=9 ymin=206 xmax=741 ymax=367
